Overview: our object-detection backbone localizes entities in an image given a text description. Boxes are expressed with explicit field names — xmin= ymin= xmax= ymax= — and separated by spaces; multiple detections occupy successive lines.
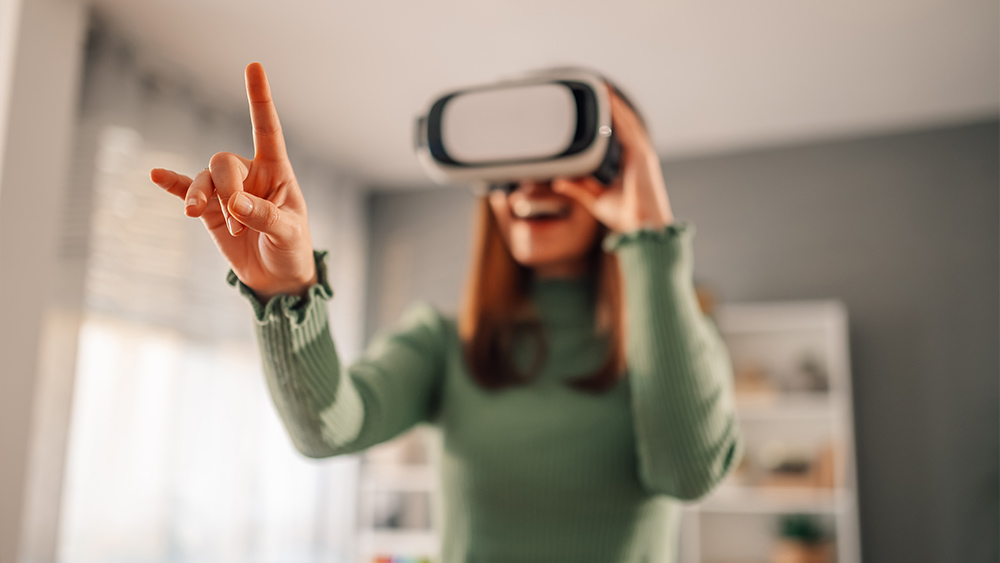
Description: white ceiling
xmin=94 ymin=0 xmax=998 ymax=187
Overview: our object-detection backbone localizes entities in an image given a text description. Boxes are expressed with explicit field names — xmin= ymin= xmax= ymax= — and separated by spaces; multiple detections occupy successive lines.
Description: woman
xmin=151 ymin=62 xmax=741 ymax=562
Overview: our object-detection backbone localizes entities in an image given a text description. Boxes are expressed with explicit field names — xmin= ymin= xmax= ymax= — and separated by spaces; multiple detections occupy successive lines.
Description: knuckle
xmin=253 ymin=122 xmax=281 ymax=136
xmin=188 ymin=175 xmax=210 ymax=195
xmin=263 ymin=203 xmax=281 ymax=229
xmin=209 ymin=151 xmax=236 ymax=169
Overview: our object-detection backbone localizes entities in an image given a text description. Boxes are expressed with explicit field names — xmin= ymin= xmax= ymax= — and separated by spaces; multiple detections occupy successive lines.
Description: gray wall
xmin=366 ymin=120 xmax=999 ymax=563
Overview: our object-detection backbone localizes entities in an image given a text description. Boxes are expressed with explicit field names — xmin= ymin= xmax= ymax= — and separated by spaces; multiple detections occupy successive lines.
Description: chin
xmin=509 ymin=244 xmax=595 ymax=274
xmin=511 ymin=252 xmax=563 ymax=269
xmin=504 ymin=217 xmax=595 ymax=271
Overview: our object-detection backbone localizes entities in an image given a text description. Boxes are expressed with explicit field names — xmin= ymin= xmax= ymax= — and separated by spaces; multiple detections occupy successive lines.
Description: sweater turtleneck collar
xmin=529 ymin=276 xmax=598 ymax=327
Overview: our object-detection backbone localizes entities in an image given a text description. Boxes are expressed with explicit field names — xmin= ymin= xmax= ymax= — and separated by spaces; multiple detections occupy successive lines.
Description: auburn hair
xmin=458 ymin=197 xmax=627 ymax=393
xmin=458 ymin=69 xmax=647 ymax=392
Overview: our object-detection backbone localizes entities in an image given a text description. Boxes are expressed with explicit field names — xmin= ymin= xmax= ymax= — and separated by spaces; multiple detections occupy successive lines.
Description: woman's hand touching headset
xmin=150 ymin=63 xmax=317 ymax=303
xmin=551 ymin=87 xmax=675 ymax=234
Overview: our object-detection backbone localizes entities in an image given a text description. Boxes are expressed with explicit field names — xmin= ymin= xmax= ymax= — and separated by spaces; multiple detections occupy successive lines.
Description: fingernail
xmin=185 ymin=197 xmax=200 ymax=208
xmin=227 ymin=216 xmax=244 ymax=235
xmin=232 ymin=192 xmax=253 ymax=216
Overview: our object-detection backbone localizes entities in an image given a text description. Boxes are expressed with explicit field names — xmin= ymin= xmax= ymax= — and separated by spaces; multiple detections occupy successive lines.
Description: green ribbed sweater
xmin=229 ymin=222 xmax=741 ymax=563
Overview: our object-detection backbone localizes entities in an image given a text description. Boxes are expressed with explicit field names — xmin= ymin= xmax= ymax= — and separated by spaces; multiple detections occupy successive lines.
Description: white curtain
xmin=56 ymin=19 xmax=368 ymax=563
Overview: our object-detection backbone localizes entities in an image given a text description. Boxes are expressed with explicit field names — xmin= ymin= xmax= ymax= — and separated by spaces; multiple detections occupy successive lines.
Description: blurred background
xmin=0 ymin=1 xmax=996 ymax=562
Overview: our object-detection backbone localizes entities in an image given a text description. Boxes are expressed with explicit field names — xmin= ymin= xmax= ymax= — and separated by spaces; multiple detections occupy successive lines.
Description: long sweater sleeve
xmin=605 ymin=222 xmax=742 ymax=501
xmin=228 ymin=251 xmax=447 ymax=459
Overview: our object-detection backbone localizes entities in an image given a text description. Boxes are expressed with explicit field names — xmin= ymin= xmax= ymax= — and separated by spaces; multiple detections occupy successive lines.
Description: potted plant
xmin=772 ymin=514 xmax=834 ymax=563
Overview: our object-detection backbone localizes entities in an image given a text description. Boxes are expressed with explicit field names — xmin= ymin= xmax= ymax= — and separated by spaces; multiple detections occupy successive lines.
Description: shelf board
xmin=736 ymin=393 xmax=834 ymax=421
xmin=692 ymin=485 xmax=849 ymax=514
xmin=716 ymin=301 xmax=847 ymax=334
xmin=357 ymin=529 xmax=439 ymax=556
xmin=360 ymin=464 xmax=437 ymax=492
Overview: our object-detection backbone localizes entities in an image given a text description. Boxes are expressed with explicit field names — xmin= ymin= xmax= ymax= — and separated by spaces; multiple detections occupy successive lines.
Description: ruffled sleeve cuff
xmin=601 ymin=221 xmax=698 ymax=290
xmin=227 ymin=250 xmax=334 ymax=327
xmin=603 ymin=221 xmax=694 ymax=252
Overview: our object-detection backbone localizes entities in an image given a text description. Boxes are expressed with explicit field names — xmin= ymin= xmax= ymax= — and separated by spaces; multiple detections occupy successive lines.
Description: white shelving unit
xmin=355 ymin=425 xmax=442 ymax=563
xmin=680 ymin=300 xmax=861 ymax=563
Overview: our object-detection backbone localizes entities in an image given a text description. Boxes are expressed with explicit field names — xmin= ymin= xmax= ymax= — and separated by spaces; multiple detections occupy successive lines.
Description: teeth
xmin=512 ymin=200 xmax=568 ymax=219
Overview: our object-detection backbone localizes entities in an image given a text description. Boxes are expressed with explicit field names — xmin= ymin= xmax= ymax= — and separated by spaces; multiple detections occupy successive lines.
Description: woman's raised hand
xmin=150 ymin=63 xmax=317 ymax=302
xmin=551 ymin=87 xmax=674 ymax=234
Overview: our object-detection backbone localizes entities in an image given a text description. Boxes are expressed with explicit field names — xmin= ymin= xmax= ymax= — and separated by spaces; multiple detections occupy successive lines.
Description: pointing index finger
xmin=245 ymin=62 xmax=288 ymax=162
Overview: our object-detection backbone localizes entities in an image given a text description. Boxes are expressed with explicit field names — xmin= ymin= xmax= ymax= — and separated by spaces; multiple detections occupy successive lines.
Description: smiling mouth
xmin=512 ymin=200 xmax=570 ymax=220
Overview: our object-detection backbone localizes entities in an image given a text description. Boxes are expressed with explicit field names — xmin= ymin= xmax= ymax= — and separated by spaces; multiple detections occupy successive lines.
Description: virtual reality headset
xmin=414 ymin=69 xmax=622 ymax=188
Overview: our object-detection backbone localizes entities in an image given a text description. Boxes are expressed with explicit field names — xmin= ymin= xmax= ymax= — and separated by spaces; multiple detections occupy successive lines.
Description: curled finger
xmin=608 ymin=92 xmax=650 ymax=154
xmin=551 ymin=177 xmax=602 ymax=211
xmin=209 ymin=151 xmax=251 ymax=236
xmin=184 ymin=169 xmax=215 ymax=218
